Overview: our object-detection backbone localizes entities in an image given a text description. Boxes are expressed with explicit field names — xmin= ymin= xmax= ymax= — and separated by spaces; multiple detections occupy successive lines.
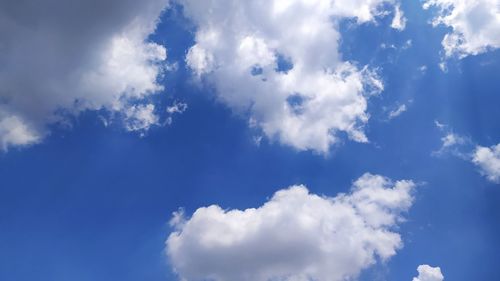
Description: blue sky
xmin=0 ymin=1 xmax=499 ymax=281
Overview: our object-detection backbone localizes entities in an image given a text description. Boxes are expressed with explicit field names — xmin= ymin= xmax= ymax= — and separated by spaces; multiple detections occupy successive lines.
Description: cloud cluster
xmin=472 ymin=143 xmax=500 ymax=183
xmin=166 ymin=173 xmax=415 ymax=281
xmin=0 ymin=0 xmax=170 ymax=150
xmin=412 ymin=264 xmax=444 ymax=281
xmin=423 ymin=0 xmax=500 ymax=58
xmin=433 ymin=122 xmax=500 ymax=184
xmin=179 ymin=0 xmax=403 ymax=153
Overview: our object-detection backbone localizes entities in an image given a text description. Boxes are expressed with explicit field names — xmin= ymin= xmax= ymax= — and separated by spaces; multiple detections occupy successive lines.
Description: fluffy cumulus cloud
xmin=179 ymin=0 xmax=403 ymax=153
xmin=166 ymin=173 xmax=415 ymax=281
xmin=423 ymin=0 xmax=500 ymax=58
xmin=412 ymin=265 xmax=444 ymax=281
xmin=472 ymin=143 xmax=500 ymax=183
xmin=0 ymin=0 xmax=170 ymax=150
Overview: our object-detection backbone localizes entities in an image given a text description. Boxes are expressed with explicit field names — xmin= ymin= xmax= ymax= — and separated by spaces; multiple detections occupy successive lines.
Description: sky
xmin=0 ymin=1 xmax=499 ymax=281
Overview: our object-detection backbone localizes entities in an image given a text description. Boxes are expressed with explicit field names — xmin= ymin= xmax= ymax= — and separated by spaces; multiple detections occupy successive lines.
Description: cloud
xmin=388 ymin=104 xmax=408 ymax=120
xmin=166 ymin=101 xmax=188 ymax=114
xmin=441 ymin=133 xmax=466 ymax=149
xmin=434 ymin=120 xmax=446 ymax=129
xmin=472 ymin=144 xmax=500 ymax=183
xmin=179 ymin=0 xmax=402 ymax=154
xmin=423 ymin=0 xmax=500 ymax=58
xmin=433 ymin=122 xmax=500 ymax=184
xmin=0 ymin=0 xmax=170 ymax=150
xmin=412 ymin=265 xmax=444 ymax=281
xmin=432 ymin=121 xmax=469 ymax=157
xmin=124 ymin=104 xmax=160 ymax=134
xmin=419 ymin=65 xmax=428 ymax=74
xmin=166 ymin=173 xmax=416 ymax=281
xmin=391 ymin=4 xmax=407 ymax=31
xmin=165 ymin=101 xmax=188 ymax=125
xmin=0 ymin=115 xmax=40 ymax=151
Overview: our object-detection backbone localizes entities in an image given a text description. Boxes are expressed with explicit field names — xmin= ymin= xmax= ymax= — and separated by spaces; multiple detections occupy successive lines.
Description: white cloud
xmin=441 ymin=133 xmax=466 ymax=149
xmin=124 ymin=104 xmax=160 ymax=133
xmin=433 ymin=123 xmax=500 ymax=184
xmin=434 ymin=120 xmax=446 ymax=129
xmin=472 ymin=143 xmax=500 ymax=183
xmin=423 ymin=0 xmax=500 ymax=58
xmin=412 ymin=265 xmax=444 ymax=281
xmin=0 ymin=0 xmax=170 ymax=150
xmin=403 ymin=39 xmax=414 ymax=50
xmin=166 ymin=101 xmax=188 ymax=114
xmin=438 ymin=61 xmax=448 ymax=72
xmin=166 ymin=173 xmax=416 ymax=281
xmin=165 ymin=101 xmax=188 ymax=125
xmin=380 ymin=39 xmax=412 ymax=52
xmin=419 ymin=65 xmax=428 ymax=74
xmin=0 ymin=115 xmax=40 ymax=151
xmin=432 ymin=121 xmax=468 ymax=156
xmin=179 ymin=0 xmax=402 ymax=154
xmin=388 ymin=104 xmax=408 ymax=119
xmin=433 ymin=132 xmax=466 ymax=155
xmin=391 ymin=4 xmax=407 ymax=31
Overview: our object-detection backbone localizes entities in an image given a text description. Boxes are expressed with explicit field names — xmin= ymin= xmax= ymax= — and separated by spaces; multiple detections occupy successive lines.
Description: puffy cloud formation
xmin=472 ymin=143 xmax=500 ymax=183
xmin=166 ymin=173 xmax=415 ymax=281
xmin=179 ymin=0 xmax=403 ymax=153
xmin=0 ymin=0 xmax=170 ymax=150
xmin=423 ymin=0 xmax=500 ymax=58
xmin=412 ymin=265 xmax=444 ymax=281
